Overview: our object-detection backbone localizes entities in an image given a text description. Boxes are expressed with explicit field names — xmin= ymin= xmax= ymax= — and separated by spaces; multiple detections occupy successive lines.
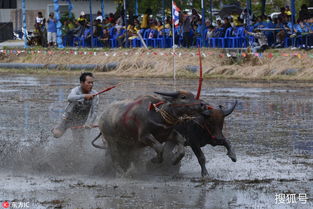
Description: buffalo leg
xmin=139 ymin=133 xmax=164 ymax=164
xmin=211 ymin=139 xmax=236 ymax=162
xmin=168 ymin=131 xmax=186 ymax=165
xmin=106 ymin=139 xmax=126 ymax=174
xmin=190 ymin=145 xmax=208 ymax=177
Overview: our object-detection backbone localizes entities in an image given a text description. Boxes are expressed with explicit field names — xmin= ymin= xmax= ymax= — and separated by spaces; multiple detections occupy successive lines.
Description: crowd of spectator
xmin=28 ymin=4 xmax=313 ymax=51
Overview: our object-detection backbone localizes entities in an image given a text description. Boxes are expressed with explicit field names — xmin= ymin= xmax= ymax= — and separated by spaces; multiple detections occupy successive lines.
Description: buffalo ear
xmin=202 ymin=109 xmax=212 ymax=116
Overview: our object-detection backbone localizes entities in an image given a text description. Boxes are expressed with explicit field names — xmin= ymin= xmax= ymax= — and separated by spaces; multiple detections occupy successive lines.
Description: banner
xmin=0 ymin=49 xmax=312 ymax=60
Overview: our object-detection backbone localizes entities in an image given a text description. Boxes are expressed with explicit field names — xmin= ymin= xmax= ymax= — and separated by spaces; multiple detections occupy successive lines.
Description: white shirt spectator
xmin=96 ymin=15 xmax=103 ymax=22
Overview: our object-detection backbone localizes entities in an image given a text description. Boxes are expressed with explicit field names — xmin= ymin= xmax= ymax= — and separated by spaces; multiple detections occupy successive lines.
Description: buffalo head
xmin=154 ymin=90 xmax=206 ymax=117
xmin=201 ymin=100 xmax=237 ymax=140
xmin=199 ymin=100 xmax=237 ymax=162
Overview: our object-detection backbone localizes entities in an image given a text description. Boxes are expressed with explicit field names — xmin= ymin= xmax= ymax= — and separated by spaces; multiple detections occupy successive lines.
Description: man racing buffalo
xmin=52 ymin=72 xmax=99 ymax=143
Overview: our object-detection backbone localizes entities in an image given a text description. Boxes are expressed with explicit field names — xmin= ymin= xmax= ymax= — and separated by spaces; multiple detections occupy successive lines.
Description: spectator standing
xmin=96 ymin=11 xmax=103 ymax=22
xmin=35 ymin=11 xmax=47 ymax=47
xmin=278 ymin=7 xmax=288 ymax=21
xmin=240 ymin=9 xmax=253 ymax=26
xmin=181 ymin=11 xmax=193 ymax=48
xmin=191 ymin=9 xmax=201 ymax=28
xmin=47 ymin=12 xmax=57 ymax=47
xmin=141 ymin=8 xmax=152 ymax=29
xmin=285 ymin=6 xmax=292 ymax=17
xmin=78 ymin=11 xmax=87 ymax=26
xmin=108 ymin=13 xmax=115 ymax=23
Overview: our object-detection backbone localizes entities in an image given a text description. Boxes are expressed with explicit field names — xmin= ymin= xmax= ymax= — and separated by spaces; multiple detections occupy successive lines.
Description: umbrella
xmin=218 ymin=5 xmax=242 ymax=18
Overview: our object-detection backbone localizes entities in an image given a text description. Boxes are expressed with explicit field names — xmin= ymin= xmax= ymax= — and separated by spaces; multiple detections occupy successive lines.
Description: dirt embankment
xmin=1 ymin=48 xmax=313 ymax=80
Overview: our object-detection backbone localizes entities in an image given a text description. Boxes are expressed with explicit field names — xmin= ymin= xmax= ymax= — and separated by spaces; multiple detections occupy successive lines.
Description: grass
xmin=2 ymin=47 xmax=313 ymax=81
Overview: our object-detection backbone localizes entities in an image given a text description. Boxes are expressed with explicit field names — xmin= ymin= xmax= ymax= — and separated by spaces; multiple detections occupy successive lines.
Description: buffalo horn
xmin=223 ymin=100 xmax=238 ymax=117
xmin=154 ymin=91 xmax=180 ymax=98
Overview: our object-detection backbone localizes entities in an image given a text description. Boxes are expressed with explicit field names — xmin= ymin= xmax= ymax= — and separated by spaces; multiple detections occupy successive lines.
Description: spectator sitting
xmin=134 ymin=19 xmax=141 ymax=31
xmin=294 ymin=18 xmax=309 ymax=35
xmin=274 ymin=16 xmax=289 ymax=47
xmin=303 ymin=18 xmax=313 ymax=48
xmin=117 ymin=23 xmax=138 ymax=47
xmin=192 ymin=20 xmax=204 ymax=46
xmin=127 ymin=24 xmax=139 ymax=48
xmin=220 ymin=17 xmax=231 ymax=37
xmin=206 ymin=25 xmax=215 ymax=39
xmin=254 ymin=16 xmax=266 ymax=28
xmin=215 ymin=19 xmax=222 ymax=29
xmin=93 ymin=19 xmax=103 ymax=38
xmin=221 ymin=17 xmax=231 ymax=29
xmin=30 ymin=24 xmax=42 ymax=46
xmin=205 ymin=20 xmax=212 ymax=27
xmin=99 ymin=28 xmax=110 ymax=48
xmin=156 ymin=20 xmax=164 ymax=32
xmin=149 ymin=19 xmax=158 ymax=30
xmin=245 ymin=28 xmax=268 ymax=52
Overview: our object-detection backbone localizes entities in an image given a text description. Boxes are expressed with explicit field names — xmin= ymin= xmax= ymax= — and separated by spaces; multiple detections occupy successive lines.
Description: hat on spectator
xmin=80 ymin=11 xmax=85 ymax=16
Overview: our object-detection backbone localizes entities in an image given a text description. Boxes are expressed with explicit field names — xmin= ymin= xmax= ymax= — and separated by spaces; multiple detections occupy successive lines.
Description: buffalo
xmin=168 ymin=101 xmax=238 ymax=177
xmin=96 ymin=91 xmax=208 ymax=173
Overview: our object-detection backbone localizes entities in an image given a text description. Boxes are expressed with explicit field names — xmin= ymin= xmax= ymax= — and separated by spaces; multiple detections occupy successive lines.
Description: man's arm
xmin=67 ymin=87 xmax=85 ymax=102
xmin=67 ymin=87 xmax=95 ymax=102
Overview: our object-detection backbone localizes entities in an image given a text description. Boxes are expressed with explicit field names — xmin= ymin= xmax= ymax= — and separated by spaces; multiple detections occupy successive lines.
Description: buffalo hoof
xmin=201 ymin=171 xmax=209 ymax=178
xmin=227 ymin=151 xmax=237 ymax=162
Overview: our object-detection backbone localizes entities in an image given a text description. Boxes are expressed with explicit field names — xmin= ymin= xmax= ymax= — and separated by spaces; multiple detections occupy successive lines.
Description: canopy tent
xmin=21 ymin=0 xmax=297 ymax=49
xmin=218 ymin=4 xmax=242 ymax=18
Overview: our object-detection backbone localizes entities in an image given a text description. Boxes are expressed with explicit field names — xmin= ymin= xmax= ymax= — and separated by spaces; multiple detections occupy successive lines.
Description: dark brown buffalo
xmin=97 ymin=91 xmax=207 ymax=173
xmin=171 ymin=101 xmax=237 ymax=177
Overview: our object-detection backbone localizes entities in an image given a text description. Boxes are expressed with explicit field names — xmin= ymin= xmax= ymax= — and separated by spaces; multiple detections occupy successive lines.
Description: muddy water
xmin=0 ymin=74 xmax=312 ymax=209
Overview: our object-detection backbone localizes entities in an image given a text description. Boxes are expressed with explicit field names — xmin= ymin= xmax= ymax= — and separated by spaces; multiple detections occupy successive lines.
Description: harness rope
xmin=153 ymin=103 xmax=196 ymax=126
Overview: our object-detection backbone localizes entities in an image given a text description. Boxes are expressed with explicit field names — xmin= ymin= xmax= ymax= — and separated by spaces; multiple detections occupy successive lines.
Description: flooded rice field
xmin=0 ymin=73 xmax=312 ymax=209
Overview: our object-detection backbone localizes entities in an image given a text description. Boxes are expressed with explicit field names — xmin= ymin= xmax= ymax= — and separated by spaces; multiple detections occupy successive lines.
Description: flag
xmin=172 ymin=1 xmax=180 ymax=27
